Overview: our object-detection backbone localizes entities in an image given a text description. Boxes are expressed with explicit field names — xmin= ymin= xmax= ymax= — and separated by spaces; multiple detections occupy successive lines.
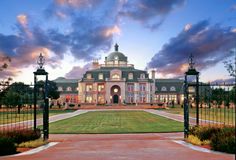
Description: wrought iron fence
xmin=0 ymin=83 xmax=44 ymax=133
xmin=187 ymin=83 xmax=235 ymax=127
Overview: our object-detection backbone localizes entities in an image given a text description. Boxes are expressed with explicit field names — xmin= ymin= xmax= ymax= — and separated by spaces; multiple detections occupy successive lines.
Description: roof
xmin=53 ymin=77 xmax=79 ymax=83
xmin=81 ymin=67 xmax=152 ymax=82
xmin=155 ymin=79 xmax=184 ymax=93
xmin=106 ymin=51 xmax=127 ymax=62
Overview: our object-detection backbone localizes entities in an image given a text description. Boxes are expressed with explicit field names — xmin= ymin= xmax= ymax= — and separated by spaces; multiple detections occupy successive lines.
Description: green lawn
xmin=48 ymin=111 xmax=184 ymax=134
xmin=0 ymin=109 xmax=74 ymax=125
xmin=164 ymin=106 xmax=235 ymax=125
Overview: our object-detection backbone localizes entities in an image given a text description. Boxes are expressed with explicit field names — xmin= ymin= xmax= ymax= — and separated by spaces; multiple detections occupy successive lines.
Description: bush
xmin=211 ymin=130 xmax=235 ymax=154
xmin=186 ymin=135 xmax=210 ymax=146
xmin=0 ymin=128 xmax=41 ymax=144
xmin=18 ymin=138 xmax=48 ymax=148
xmin=189 ymin=125 xmax=235 ymax=154
xmin=0 ymin=137 xmax=16 ymax=156
xmin=189 ymin=125 xmax=221 ymax=141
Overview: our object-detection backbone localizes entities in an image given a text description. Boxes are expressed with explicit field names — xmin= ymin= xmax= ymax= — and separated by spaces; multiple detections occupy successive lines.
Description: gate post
xmin=184 ymin=75 xmax=189 ymax=138
xmin=34 ymin=53 xmax=49 ymax=140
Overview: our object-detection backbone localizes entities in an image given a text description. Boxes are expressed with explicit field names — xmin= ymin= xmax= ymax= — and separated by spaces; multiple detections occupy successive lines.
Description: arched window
xmin=161 ymin=86 xmax=167 ymax=91
xmin=58 ymin=86 xmax=63 ymax=91
xmin=170 ymin=86 xmax=176 ymax=91
xmin=112 ymin=74 xmax=120 ymax=79
xmin=67 ymin=87 xmax=72 ymax=91
xmin=128 ymin=73 xmax=133 ymax=80
xmin=140 ymin=73 xmax=145 ymax=79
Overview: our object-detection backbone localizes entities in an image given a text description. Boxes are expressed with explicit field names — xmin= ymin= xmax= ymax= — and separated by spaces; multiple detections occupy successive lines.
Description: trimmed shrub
xmin=0 ymin=137 xmax=17 ymax=156
xmin=211 ymin=130 xmax=235 ymax=154
xmin=0 ymin=128 xmax=41 ymax=144
xmin=189 ymin=125 xmax=221 ymax=141
xmin=18 ymin=138 xmax=48 ymax=148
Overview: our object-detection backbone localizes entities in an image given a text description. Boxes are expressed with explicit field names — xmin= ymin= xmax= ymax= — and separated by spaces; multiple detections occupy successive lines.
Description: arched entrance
xmin=110 ymin=85 xmax=121 ymax=104
xmin=113 ymin=95 xmax=119 ymax=103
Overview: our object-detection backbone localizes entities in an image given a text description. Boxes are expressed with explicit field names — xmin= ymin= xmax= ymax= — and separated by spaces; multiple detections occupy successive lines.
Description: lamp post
xmin=184 ymin=54 xmax=199 ymax=138
xmin=33 ymin=53 xmax=49 ymax=140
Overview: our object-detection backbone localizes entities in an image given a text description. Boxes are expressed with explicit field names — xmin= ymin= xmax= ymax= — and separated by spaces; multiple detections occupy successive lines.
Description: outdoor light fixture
xmin=184 ymin=54 xmax=199 ymax=138
xmin=33 ymin=53 xmax=49 ymax=140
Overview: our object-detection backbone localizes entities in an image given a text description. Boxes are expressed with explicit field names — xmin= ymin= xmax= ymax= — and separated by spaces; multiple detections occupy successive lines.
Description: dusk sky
xmin=0 ymin=0 xmax=235 ymax=84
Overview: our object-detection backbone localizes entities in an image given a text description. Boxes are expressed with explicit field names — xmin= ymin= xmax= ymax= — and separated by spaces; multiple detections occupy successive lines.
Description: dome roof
xmin=106 ymin=43 xmax=127 ymax=62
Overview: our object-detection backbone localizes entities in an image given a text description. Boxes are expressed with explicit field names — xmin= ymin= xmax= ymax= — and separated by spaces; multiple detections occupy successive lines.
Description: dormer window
xmin=170 ymin=86 xmax=176 ymax=91
xmin=161 ymin=86 xmax=167 ymax=91
xmin=99 ymin=73 xmax=103 ymax=80
xmin=58 ymin=86 xmax=63 ymax=91
xmin=140 ymin=73 xmax=145 ymax=79
xmin=114 ymin=56 xmax=118 ymax=60
xmin=67 ymin=87 xmax=72 ymax=91
xmin=87 ymin=73 xmax=92 ymax=79
xmin=128 ymin=73 xmax=133 ymax=80
xmin=112 ymin=74 xmax=120 ymax=79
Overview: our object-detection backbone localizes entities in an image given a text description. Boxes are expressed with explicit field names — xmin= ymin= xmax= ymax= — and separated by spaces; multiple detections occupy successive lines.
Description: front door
xmin=113 ymin=95 xmax=119 ymax=104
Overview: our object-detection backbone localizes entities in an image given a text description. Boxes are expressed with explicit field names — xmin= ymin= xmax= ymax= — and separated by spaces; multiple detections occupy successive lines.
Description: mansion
xmin=53 ymin=44 xmax=184 ymax=105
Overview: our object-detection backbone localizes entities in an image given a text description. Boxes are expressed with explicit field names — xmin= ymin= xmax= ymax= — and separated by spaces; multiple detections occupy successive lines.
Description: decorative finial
xmin=115 ymin=43 xmax=119 ymax=51
xmin=37 ymin=53 xmax=45 ymax=69
xmin=188 ymin=54 xmax=195 ymax=69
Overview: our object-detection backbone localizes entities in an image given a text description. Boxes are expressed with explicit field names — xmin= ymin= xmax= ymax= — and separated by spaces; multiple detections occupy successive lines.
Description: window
xmin=140 ymin=73 xmax=145 ymax=79
xmin=128 ymin=93 xmax=134 ymax=103
xmin=98 ymin=84 xmax=104 ymax=92
xmin=85 ymin=95 xmax=92 ymax=103
xmin=139 ymin=94 xmax=146 ymax=103
xmin=86 ymin=84 xmax=93 ymax=92
xmin=170 ymin=86 xmax=176 ymax=91
xmin=86 ymin=74 xmax=92 ymax=79
xmin=139 ymin=83 xmax=146 ymax=91
xmin=128 ymin=73 xmax=133 ymax=80
xmin=58 ymin=86 xmax=63 ymax=91
xmin=160 ymin=95 xmax=168 ymax=102
xmin=127 ymin=84 xmax=134 ymax=92
xmin=98 ymin=95 xmax=105 ymax=104
xmin=161 ymin=86 xmax=167 ymax=91
xmin=98 ymin=73 xmax=103 ymax=80
xmin=112 ymin=74 xmax=120 ymax=79
xmin=67 ymin=87 xmax=72 ymax=91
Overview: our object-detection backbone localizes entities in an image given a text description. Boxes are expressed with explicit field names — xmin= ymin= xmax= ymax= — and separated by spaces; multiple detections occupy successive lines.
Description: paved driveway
xmin=1 ymin=133 xmax=234 ymax=160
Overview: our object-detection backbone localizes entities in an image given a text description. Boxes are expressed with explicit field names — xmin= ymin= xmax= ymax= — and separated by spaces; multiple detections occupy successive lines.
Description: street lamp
xmin=184 ymin=54 xmax=199 ymax=138
xmin=33 ymin=53 xmax=49 ymax=140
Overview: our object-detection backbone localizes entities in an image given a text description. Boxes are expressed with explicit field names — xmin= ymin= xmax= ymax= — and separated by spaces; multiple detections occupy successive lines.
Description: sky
xmin=0 ymin=0 xmax=235 ymax=84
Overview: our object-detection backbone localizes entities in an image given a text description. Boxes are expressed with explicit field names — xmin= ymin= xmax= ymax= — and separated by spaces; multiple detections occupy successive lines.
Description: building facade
xmin=54 ymin=44 xmax=185 ymax=105
xmin=78 ymin=44 xmax=155 ymax=104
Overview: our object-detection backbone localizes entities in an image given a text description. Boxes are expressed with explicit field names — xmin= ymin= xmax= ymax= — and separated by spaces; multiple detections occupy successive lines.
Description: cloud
xmin=65 ymin=63 xmax=92 ymax=79
xmin=147 ymin=20 xmax=236 ymax=77
xmin=119 ymin=0 xmax=185 ymax=30
xmin=211 ymin=78 xmax=235 ymax=84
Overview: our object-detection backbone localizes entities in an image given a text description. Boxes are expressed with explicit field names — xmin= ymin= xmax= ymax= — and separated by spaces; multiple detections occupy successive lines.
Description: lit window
xmin=98 ymin=73 xmax=103 ymax=80
xmin=86 ymin=84 xmax=93 ymax=92
xmin=85 ymin=95 xmax=92 ymax=103
xmin=87 ymin=74 xmax=92 ymax=79
xmin=58 ymin=86 xmax=63 ymax=91
xmin=112 ymin=74 xmax=120 ymax=79
xmin=98 ymin=84 xmax=104 ymax=92
xmin=128 ymin=73 xmax=133 ymax=80
xmin=161 ymin=86 xmax=167 ymax=91
xmin=170 ymin=86 xmax=176 ymax=91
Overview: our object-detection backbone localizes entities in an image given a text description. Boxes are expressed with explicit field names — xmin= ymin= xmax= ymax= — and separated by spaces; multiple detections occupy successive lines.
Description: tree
xmin=37 ymin=80 xmax=60 ymax=99
xmin=0 ymin=82 xmax=33 ymax=113
xmin=224 ymin=48 xmax=236 ymax=78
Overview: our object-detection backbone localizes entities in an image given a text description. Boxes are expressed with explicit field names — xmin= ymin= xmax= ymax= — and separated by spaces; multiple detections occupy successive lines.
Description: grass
xmin=163 ymin=105 xmax=235 ymax=125
xmin=0 ymin=109 xmax=74 ymax=125
xmin=48 ymin=111 xmax=184 ymax=134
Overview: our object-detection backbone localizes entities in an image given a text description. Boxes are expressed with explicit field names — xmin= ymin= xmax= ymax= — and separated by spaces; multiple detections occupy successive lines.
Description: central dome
xmin=106 ymin=44 xmax=127 ymax=62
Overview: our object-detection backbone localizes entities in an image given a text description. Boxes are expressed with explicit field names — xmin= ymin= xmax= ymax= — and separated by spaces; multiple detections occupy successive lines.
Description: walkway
xmin=1 ymin=133 xmax=234 ymax=160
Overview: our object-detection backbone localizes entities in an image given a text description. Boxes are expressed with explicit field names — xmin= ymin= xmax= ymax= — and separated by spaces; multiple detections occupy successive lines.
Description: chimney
xmin=92 ymin=59 xmax=99 ymax=69
xmin=151 ymin=70 xmax=156 ymax=80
